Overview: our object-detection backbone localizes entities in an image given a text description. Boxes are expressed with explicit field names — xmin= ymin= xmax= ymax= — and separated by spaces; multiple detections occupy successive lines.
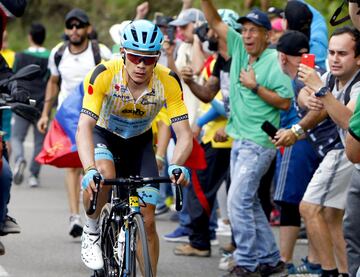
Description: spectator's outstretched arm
xmin=134 ymin=1 xmax=149 ymax=20
xmin=200 ymin=0 xmax=228 ymax=43
xmin=191 ymin=35 xmax=207 ymax=76
xmin=182 ymin=0 xmax=193 ymax=10
xmin=349 ymin=2 xmax=360 ymax=31
xmin=165 ymin=42 xmax=179 ymax=76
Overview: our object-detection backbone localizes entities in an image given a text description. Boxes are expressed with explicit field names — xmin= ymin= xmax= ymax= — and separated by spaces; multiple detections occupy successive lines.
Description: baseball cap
xmin=267 ymin=7 xmax=284 ymax=19
xmin=238 ymin=8 xmax=271 ymax=31
xmin=276 ymin=30 xmax=309 ymax=56
xmin=284 ymin=1 xmax=312 ymax=35
xmin=65 ymin=8 xmax=90 ymax=25
xmin=169 ymin=8 xmax=205 ymax=27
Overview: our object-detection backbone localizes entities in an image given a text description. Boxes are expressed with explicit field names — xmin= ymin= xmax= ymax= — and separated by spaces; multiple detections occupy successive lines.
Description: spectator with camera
xmin=273 ymin=31 xmax=340 ymax=275
xmin=155 ymin=15 xmax=180 ymax=68
xmin=291 ymin=25 xmax=360 ymax=277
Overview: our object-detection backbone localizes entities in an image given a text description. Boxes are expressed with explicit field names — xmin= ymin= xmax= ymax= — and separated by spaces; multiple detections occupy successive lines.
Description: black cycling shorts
xmin=93 ymin=126 xmax=160 ymax=205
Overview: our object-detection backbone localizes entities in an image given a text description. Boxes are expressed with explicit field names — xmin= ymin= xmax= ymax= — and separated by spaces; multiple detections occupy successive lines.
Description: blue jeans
xmin=228 ymin=139 xmax=280 ymax=271
xmin=0 ymin=157 xmax=12 ymax=227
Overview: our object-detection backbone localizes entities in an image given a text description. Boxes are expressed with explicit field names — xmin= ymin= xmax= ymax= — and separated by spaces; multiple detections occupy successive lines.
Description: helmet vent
xmin=150 ymin=30 xmax=157 ymax=44
xmin=142 ymin=31 xmax=148 ymax=44
xmin=131 ymin=29 xmax=138 ymax=42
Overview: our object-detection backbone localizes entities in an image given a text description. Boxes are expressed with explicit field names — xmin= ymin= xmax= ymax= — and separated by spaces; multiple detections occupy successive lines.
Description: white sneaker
xmin=69 ymin=215 xmax=83 ymax=238
xmin=211 ymin=238 xmax=219 ymax=246
xmin=218 ymin=253 xmax=235 ymax=271
xmin=28 ymin=175 xmax=39 ymax=187
xmin=216 ymin=220 xmax=231 ymax=237
xmin=81 ymin=230 xmax=103 ymax=270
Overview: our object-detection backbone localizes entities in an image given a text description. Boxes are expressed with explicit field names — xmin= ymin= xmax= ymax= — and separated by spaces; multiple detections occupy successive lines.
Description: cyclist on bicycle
xmin=76 ymin=20 xmax=193 ymax=274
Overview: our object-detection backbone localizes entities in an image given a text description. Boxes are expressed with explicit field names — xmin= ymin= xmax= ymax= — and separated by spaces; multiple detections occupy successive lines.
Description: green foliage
xmin=5 ymin=0 xmax=352 ymax=52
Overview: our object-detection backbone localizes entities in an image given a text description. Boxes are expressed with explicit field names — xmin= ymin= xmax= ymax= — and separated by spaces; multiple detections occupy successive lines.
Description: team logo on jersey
xmin=121 ymin=108 xmax=145 ymax=117
xmin=114 ymin=84 xmax=120 ymax=91
xmin=88 ymin=85 xmax=94 ymax=95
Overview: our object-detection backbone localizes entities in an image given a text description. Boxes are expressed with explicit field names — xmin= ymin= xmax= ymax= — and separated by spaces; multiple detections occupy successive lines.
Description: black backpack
xmin=326 ymin=71 xmax=360 ymax=105
xmin=54 ymin=39 xmax=101 ymax=68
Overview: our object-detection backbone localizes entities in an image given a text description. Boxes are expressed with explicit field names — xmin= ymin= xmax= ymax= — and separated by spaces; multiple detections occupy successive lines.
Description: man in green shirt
xmin=346 ymin=96 xmax=360 ymax=162
xmin=200 ymin=1 xmax=293 ymax=276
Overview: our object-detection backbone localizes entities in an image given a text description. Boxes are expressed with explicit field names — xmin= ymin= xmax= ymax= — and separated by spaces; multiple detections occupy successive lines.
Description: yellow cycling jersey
xmin=81 ymin=59 xmax=188 ymax=139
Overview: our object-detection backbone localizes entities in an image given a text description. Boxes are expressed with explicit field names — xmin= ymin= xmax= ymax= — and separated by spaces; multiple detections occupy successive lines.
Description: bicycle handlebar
xmin=86 ymin=168 xmax=183 ymax=215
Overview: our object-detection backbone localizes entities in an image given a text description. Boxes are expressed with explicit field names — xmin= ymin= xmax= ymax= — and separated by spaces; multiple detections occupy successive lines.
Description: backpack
xmin=326 ymin=71 xmax=360 ymax=105
xmin=54 ymin=39 xmax=101 ymax=68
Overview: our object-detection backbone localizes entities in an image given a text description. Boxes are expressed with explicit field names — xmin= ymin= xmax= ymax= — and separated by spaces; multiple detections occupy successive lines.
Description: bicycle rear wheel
xmin=128 ymin=213 xmax=152 ymax=277
xmin=100 ymin=203 xmax=123 ymax=277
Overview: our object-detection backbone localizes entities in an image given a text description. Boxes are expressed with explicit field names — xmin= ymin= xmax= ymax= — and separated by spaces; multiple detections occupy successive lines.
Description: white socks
xmin=84 ymin=215 xmax=99 ymax=233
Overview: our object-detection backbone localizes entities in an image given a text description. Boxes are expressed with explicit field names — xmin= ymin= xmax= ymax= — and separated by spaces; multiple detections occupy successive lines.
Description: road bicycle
xmin=87 ymin=169 xmax=183 ymax=277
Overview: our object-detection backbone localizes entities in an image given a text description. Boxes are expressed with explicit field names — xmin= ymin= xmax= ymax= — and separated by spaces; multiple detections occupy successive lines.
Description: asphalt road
xmin=0 ymin=128 xmax=307 ymax=277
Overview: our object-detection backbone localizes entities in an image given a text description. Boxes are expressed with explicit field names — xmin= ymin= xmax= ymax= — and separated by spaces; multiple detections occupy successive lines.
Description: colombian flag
xmin=35 ymin=83 xmax=83 ymax=168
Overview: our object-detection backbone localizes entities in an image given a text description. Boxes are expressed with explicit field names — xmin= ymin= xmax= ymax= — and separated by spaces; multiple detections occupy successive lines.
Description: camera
xmin=194 ymin=22 xmax=209 ymax=43
xmin=155 ymin=15 xmax=176 ymax=44
xmin=167 ymin=26 xmax=176 ymax=44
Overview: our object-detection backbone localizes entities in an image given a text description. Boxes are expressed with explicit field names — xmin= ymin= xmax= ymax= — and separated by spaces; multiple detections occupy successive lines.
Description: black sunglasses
xmin=65 ymin=22 xmax=87 ymax=30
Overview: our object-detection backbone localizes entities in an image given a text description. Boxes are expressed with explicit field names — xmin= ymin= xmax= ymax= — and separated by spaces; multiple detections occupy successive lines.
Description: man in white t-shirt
xmin=37 ymin=8 xmax=110 ymax=238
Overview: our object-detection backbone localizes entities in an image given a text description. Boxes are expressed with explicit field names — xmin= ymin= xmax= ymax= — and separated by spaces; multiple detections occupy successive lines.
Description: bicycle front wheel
xmin=128 ymin=213 xmax=152 ymax=277
xmin=100 ymin=203 xmax=123 ymax=277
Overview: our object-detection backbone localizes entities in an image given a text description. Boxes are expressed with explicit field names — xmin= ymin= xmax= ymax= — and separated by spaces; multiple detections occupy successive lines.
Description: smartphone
xmin=261 ymin=121 xmax=278 ymax=139
xmin=167 ymin=26 xmax=176 ymax=44
xmin=301 ymin=53 xmax=315 ymax=68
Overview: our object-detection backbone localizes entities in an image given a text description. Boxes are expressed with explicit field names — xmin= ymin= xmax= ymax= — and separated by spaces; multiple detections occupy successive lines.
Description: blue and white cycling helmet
xmin=121 ymin=19 xmax=163 ymax=52
xmin=218 ymin=9 xmax=241 ymax=31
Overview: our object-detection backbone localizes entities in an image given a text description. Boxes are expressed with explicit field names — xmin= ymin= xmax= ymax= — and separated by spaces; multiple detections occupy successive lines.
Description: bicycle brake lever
xmin=172 ymin=168 xmax=183 ymax=211
xmin=86 ymin=173 xmax=102 ymax=215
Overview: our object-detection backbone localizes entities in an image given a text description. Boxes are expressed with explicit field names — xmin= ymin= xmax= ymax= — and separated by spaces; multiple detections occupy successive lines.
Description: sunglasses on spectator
xmin=66 ymin=22 xmax=87 ymax=30
xmin=124 ymin=50 xmax=159 ymax=66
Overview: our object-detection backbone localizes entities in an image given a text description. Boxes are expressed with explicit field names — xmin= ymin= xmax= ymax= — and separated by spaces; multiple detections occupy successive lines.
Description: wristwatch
xmin=251 ymin=83 xmax=260 ymax=94
xmin=291 ymin=124 xmax=305 ymax=138
xmin=315 ymin=86 xmax=329 ymax=98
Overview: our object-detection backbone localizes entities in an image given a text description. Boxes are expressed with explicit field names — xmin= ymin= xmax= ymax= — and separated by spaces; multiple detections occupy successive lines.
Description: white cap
xmin=109 ymin=20 xmax=131 ymax=45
